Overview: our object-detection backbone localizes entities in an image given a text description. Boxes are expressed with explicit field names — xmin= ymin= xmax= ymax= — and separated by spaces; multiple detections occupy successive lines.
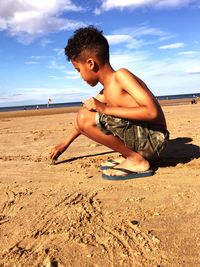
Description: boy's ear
xmin=86 ymin=58 xmax=99 ymax=72
xmin=86 ymin=58 xmax=95 ymax=70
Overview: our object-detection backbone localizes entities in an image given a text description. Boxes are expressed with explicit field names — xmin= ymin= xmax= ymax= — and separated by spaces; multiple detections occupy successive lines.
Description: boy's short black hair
xmin=65 ymin=26 xmax=109 ymax=64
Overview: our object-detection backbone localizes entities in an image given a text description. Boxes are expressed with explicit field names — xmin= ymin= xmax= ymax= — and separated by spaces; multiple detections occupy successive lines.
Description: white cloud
xmin=0 ymin=0 xmax=85 ymax=44
xmin=177 ymin=51 xmax=199 ymax=56
xmin=30 ymin=55 xmax=54 ymax=60
xmin=186 ymin=67 xmax=200 ymax=74
xmin=49 ymin=70 xmax=80 ymax=80
xmin=159 ymin=42 xmax=184 ymax=49
xmin=125 ymin=25 xmax=171 ymax=39
xmin=106 ymin=34 xmax=146 ymax=49
xmin=110 ymin=25 xmax=173 ymax=48
xmin=96 ymin=0 xmax=197 ymax=13
xmin=48 ymin=60 xmax=66 ymax=70
xmin=63 ymin=70 xmax=80 ymax=79
xmin=54 ymin=48 xmax=65 ymax=56
xmin=153 ymin=0 xmax=194 ymax=9
xmin=49 ymin=75 xmax=67 ymax=80
xmin=25 ymin=55 xmax=54 ymax=65
xmin=25 ymin=61 xmax=38 ymax=65
xmin=40 ymin=38 xmax=52 ymax=47
xmin=106 ymin=34 xmax=132 ymax=44
xmin=110 ymin=51 xmax=149 ymax=67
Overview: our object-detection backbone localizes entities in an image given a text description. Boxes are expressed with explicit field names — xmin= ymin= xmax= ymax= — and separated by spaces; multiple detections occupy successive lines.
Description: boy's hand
xmin=49 ymin=142 xmax=68 ymax=160
xmin=83 ymin=97 xmax=106 ymax=113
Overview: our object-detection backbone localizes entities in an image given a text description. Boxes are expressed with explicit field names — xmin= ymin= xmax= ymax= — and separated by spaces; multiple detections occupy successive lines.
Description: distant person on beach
xmin=191 ymin=98 xmax=197 ymax=104
xmin=50 ymin=26 xmax=169 ymax=180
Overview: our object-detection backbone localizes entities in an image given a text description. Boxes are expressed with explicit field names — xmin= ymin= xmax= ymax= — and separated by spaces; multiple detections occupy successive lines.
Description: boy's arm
xmin=50 ymin=127 xmax=81 ymax=160
xmin=105 ymin=69 xmax=158 ymax=121
xmin=50 ymin=89 xmax=105 ymax=161
xmin=85 ymin=69 xmax=159 ymax=122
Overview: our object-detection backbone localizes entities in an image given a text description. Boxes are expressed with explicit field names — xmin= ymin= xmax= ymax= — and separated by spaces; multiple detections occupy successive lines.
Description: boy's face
xmin=71 ymin=59 xmax=99 ymax=87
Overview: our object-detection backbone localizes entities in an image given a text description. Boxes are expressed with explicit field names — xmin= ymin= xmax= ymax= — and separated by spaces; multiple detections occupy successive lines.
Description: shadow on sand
xmin=153 ymin=137 xmax=200 ymax=168
xmin=55 ymin=151 xmax=115 ymax=165
xmin=55 ymin=137 xmax=199 ymax=169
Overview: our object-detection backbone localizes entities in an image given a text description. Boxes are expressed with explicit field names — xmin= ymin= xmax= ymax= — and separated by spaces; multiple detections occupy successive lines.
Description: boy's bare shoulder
xmin=114 ymin=68 xmax=136 ymax=82
xmin=115 ymin=68 xmax=133 ymax=76
xmin=114 ymin=68 xmax=148 ymax=92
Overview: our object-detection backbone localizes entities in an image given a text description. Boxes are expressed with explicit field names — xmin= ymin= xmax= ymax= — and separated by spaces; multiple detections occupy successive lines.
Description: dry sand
xmin=0 ymin=103 xmax=200 ymax=267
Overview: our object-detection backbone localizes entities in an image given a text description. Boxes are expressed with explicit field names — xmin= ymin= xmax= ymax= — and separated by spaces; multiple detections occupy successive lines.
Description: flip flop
xmin=99 ymin=159 xmax=119 ymax=170
xmin=102 ymin=167 xmax=154 ymax=180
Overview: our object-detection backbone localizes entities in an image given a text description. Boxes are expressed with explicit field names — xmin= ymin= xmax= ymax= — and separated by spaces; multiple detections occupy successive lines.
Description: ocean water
xmin=156 ymin=93 xmax=200 ymax=101
xmin=0 ymin=93 xmax=199 ymax=112
xmin=0 ymin=101 xmax=82 ymax=112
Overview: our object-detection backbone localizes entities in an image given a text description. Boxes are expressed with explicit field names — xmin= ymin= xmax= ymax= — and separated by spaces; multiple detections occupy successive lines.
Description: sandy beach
xmin=0 ymin=103 xmax=200 ymax=266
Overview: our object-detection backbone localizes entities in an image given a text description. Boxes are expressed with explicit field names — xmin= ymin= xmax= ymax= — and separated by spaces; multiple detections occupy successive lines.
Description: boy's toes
xmin=100 ymin=157 xmax=124 ymax=168
xmin=102 ymin=168 xmax=121 ymax=176
xmin=101 ymin=159 xmax=118 ymax=168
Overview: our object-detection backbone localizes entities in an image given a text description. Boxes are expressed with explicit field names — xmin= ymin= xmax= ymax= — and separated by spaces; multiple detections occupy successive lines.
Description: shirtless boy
xmin=50 ymin=26 xmax=169 ymax=180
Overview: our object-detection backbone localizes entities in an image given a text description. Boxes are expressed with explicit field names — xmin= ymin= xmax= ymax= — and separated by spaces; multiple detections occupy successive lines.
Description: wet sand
xmin=0 ymin=106 xmax=81 ymax=119
xmin=0 ymin=102 xmax=200 ymax=266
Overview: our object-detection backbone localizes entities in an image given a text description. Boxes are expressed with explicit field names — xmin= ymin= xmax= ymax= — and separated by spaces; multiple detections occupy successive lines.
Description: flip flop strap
xmin=112 ymin=167 xmax=152 ymax=174
xmin=112 ymin=167 xmax=134 ymax=174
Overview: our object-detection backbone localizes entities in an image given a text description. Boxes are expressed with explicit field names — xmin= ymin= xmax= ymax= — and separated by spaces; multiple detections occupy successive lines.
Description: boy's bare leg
xmin=76 ymin=108 xmax=150 ymax=174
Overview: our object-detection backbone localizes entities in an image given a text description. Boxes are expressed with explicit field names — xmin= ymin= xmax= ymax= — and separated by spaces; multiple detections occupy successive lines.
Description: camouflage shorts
xmin=96 ymin=113 xmax=169 ymax=160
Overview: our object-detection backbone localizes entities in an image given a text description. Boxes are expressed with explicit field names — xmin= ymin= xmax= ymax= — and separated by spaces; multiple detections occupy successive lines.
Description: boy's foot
xmin=102 ymin=157 xmax=151 ymax=177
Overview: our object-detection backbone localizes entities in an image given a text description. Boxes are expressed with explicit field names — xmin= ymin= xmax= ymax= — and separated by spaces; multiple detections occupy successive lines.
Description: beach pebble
xmin=89 ymin=143 xmax=98 ymax=148
xmin=153 ymin=212 xmax=160 ymax=217
xmin=152 ymin=236 xmax=160 ymax=244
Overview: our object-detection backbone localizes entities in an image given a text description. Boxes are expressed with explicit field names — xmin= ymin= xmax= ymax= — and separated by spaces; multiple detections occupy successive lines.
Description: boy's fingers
xmin=51 ymin=154 xmax=58 ymax=160
xmin=49 ymin=149 xmax=58 ymax=159
xmin=50 ymin=152 xmax=54 ymax=159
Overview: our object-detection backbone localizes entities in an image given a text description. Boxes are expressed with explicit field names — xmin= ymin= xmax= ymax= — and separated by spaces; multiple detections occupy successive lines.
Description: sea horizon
xmin=0 ymin=92 xmax=199 ymax=113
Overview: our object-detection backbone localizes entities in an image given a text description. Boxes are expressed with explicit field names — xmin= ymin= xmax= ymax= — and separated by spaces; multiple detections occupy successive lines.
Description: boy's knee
xmin=76 ymin=107 xmax=94 ymax=131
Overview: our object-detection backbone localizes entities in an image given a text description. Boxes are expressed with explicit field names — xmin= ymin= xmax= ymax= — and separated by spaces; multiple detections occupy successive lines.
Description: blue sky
xmin=0 ymin=0 xmax=200 ymax=107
